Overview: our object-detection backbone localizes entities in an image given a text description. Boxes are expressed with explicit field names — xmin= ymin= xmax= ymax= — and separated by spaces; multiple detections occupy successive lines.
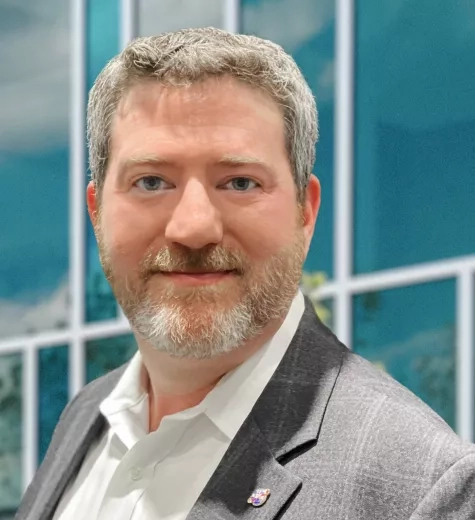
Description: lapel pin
xmin=247 ymin=488 xmax=271 ymax=507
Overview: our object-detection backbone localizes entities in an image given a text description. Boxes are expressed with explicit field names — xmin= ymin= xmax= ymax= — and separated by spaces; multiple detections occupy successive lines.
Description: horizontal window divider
xmin=0 ymin=318 xmax=131 ymax=353
xmin=312 ymin=254 xmax=475 ymax=300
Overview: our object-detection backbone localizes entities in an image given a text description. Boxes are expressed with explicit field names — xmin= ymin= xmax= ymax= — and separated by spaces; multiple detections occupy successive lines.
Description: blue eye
xmin=225 ymin=177 xmax=259 ymax=191
xmin=135 ymin=176 xmax=170 ymax=191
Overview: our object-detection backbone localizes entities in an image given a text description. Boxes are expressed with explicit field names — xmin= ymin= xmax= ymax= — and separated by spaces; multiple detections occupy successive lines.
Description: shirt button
xmin=129 ymin=467 xmax=143 ymax=481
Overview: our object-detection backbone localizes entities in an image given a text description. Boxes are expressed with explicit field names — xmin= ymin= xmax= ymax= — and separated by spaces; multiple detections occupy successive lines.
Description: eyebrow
xmin=216 ymin=154 xmax=273 ymax=173
xmin=116 ymin=153 xmax=273 ymax=178
xmin=117 ymin=154 xmax=170 ymax=179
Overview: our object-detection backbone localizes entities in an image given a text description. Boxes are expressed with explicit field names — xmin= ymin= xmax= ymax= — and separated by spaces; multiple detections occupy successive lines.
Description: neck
xmin=138 ymin=318 xmax=284 ymax=431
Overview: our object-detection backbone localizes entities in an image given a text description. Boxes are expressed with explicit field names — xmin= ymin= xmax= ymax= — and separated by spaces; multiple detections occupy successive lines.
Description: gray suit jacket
xmin=16 ymin=300 xmax=475 ymax=519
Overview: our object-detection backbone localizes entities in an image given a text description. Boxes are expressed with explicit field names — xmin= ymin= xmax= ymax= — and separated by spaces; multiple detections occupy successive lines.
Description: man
xmin=17 ymin=28 xmax=475 ymax=519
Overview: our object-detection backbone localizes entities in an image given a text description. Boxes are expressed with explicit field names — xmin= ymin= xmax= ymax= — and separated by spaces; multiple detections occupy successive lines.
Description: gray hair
xmin=87 ymin=27 xmax=318 ymax=202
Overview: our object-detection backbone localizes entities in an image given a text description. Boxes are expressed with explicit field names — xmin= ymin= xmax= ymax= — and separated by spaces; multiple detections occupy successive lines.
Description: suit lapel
xmin=189 ymin=298 xmax=347 ymax=520
xmin=23 ymin=407 xmax=106 ymax=520
xmin=41 ymin=414 xmax=106 ymax=520
xmin=187 ymin=415 xmax=302 ymax=520
xmin=18 ymin=367 xmax=127 ymax=520
xmin=252 ymin=299 xmax=347 ymax=460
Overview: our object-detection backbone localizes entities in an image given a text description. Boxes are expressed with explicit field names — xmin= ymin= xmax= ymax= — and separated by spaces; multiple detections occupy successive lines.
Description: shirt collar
xmin=99 ymin=351 xmax=148 ymax=418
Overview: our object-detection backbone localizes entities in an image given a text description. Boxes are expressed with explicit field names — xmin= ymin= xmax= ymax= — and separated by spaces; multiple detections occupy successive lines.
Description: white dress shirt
xmin=53 ymin=291 xmax=305 ymax=520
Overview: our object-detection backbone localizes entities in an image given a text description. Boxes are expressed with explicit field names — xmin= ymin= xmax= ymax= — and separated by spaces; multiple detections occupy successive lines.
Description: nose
xmin=165 ymin=179 xmax=223 ymax=249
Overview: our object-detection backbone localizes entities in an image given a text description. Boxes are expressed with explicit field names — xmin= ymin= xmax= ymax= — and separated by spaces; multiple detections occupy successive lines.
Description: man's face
xmin=87 ymin=76 xmax=320 ymax=358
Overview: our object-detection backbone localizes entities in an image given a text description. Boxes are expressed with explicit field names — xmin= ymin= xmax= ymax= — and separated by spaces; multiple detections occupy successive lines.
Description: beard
xmin=97 ymin=231 xmax=306 ymax=359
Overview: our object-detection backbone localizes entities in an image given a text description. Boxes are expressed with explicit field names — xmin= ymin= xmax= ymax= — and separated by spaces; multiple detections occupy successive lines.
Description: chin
xmin=137 ymin=303 xmax=256 ymax=359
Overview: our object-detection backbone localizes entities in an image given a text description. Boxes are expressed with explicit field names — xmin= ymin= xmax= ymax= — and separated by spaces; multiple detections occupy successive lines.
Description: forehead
xmin=109 ymin=76 xmax=287 ymax=159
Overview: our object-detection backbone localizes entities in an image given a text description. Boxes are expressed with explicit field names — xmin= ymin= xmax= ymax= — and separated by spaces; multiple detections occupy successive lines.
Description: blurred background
xmin=0 ymin=0 xmax=474 ymax=516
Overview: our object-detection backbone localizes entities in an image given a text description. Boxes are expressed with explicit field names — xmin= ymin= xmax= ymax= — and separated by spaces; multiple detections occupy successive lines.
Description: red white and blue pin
xmin=247 ymin=488 xmax=271 ymax=507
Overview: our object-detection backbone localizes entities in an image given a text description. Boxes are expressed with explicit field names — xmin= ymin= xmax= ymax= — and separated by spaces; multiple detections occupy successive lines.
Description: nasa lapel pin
xmin=247 ymin=488 xmax=271 ymax=507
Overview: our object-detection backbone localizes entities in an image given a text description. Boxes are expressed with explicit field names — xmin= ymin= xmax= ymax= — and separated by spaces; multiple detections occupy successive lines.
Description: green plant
xmin=300 ymin=271 xmax=331 ymax=327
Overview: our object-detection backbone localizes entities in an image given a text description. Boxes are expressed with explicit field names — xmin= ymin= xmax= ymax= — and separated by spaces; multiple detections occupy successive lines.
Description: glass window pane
xmin=86 ymin=334 xmax=137 ymax=383
xmin=85 ymin=0 xmax=120 ymax=322
xmin=138 ymin=0 xmax=223 ymax=36
xmin=86 ymin=0 xmax=119 ymax=91
xmin=0 ymin=352 xmax=22 ymax=516
xmin=241 ymin=0 xmax=335 ymax=278
xmin=354 ymin=2 xmax=475 ymax=273
xmin=0 ymin=2 xmax=70 ymax=338
xmin=38 ymin=345 xmax=69 ymax=465
xmin=353 ymin=280 xmax=456 ymax=429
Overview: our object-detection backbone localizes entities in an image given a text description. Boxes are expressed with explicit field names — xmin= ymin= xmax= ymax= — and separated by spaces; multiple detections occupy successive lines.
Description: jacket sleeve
xmin=410 ymin=453 xmax=475 ymax=519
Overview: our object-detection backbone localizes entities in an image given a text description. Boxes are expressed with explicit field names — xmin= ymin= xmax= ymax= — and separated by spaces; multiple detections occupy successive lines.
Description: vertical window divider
xmin=224 ymin=0 xmax=240 ymax=33
xmin=456 ymin=268 xmax=474 ymax=441
xmin=334 ymin=0 xmax=355 ymax=348
xmin=22 ymin=342 xmax=38 ymax=492
xmin=69 ymin=0 xmax=87 ymax=399
xmin=120 ymin=0 xmax=137 ymax=50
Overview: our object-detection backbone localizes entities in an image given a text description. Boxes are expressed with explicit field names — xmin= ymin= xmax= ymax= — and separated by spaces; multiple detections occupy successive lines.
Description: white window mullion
xmin=0 ymin=319 xmax=132 ymax=353
xmin=82 ymin=319 xmax=131 ymax=341
xmin=22 ymin=343 xmax=38 ymax=492
xmin=334 ymin=0 xmax=355 ymax=348
xmin=456 ymin=268 xmax=474 ymax=441
xmin=312 ymin=254 xmax=475 ymax=302
xmin=70 ymin=0 xmax=87 ymax=398
xmin=223 ymin=0 xmax=240 ymax=33
xmin=0 ymin=343 xmax=34 ymax=355
xmin=120 ymin=0 xmax=137 ymax=49
xmin=348 ymin=255 xmax=475 ymax=295
xmin=69 ymin=337 xmax=85 ymax=399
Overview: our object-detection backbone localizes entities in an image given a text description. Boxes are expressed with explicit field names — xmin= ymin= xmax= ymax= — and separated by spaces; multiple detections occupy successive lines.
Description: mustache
xmin=140 ymin=245 xmax=249 ymax=276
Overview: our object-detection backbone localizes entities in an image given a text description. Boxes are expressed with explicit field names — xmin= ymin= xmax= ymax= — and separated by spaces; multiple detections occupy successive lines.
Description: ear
xmin=86 ymin=181 xmax=99 ymax=228
xmin=301 ymin=174 xmax=321 ymax=251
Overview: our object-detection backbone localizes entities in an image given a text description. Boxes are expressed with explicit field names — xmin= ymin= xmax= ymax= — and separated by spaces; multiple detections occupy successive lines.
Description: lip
xmin=159 ymin=270 xmax=236 ymax=286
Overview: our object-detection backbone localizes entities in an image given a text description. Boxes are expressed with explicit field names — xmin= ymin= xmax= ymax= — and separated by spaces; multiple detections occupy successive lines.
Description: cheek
xmin=100 ymin=205 xmax=159 ymax=268
xmin=230 ymin=204 xmax=300 ymax=260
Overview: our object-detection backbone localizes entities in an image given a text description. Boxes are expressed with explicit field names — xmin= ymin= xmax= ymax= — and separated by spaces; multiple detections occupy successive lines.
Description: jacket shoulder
xmin=286 ymin=346 xmax=475 ymax=519
xmin=319 ymin=351 xmax=475 ymax=513
xmin=336 ymin=351 xmax=453 ymax=432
